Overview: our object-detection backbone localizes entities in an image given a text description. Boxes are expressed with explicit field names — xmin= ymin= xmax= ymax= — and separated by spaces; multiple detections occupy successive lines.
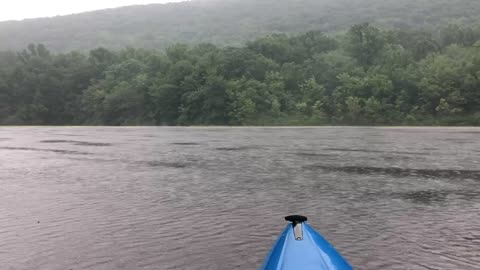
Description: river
xmin=1 ymin=127 xmax=479 ymax=269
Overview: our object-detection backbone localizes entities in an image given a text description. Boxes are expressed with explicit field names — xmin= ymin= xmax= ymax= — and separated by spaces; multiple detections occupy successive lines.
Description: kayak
xmin=261 ymin=215 xmax=353 ymax=270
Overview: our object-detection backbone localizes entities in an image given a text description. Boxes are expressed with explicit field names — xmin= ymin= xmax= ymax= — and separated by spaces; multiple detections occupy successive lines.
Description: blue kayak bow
xmin=261 ymin=215 xmax=353 ymax=270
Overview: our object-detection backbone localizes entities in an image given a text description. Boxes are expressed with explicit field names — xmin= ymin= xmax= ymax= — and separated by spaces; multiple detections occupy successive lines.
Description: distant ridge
xmin=1 ymin=0 xmax=480 ymax=51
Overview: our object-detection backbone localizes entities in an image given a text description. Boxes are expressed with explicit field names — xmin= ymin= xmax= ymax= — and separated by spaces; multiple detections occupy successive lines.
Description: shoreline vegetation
xmin=1 ymin=24 xmax=479 ymax=126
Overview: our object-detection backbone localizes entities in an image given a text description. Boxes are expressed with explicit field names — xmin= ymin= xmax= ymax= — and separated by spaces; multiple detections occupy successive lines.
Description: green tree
xmin=345 ymin=23 xmax=386 ymax=68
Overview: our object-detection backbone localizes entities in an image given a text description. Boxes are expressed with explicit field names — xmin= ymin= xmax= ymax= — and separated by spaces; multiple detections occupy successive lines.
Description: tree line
xmin=0 ymin=24 xmax=479 ymax=126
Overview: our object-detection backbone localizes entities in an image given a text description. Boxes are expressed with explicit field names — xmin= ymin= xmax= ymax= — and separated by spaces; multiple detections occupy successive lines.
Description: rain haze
xmin=1 ymin=0 xmax=480 ymax=269
xmin=0 ymin=0 xmax=187 ymax=21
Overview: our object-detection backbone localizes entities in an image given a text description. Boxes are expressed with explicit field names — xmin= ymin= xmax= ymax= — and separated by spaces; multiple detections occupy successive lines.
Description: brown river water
xmin=1 ymin=127 xmax=479 ymax=270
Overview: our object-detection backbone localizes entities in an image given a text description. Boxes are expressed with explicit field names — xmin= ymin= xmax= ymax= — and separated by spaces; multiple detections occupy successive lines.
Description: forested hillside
xmin=1 ymin=24 xmax=479 ymax=126
xmin=1 ymin=0 xmax=480 ymax=51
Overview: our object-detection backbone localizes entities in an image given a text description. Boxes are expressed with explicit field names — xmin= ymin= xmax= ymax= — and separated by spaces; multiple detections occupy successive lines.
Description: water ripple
xmin=0 ymin=146 xmax=90 ymax=155
xmin=304 ymin=165 xmax=480 ymax=180
xmin=40 ymin=140 xmax=112 ymax=146
xmin=1 ymin=127 xmax=479 ymax=270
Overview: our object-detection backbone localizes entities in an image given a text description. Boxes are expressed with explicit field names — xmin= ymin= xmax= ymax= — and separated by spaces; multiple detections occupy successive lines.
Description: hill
xmin=1 ymin=0 xmax=480 ymax=51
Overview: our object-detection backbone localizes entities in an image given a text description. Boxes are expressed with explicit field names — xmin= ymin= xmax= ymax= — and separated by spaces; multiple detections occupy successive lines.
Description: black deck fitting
xmin=285 ymin=215 xmax=308 ymax=223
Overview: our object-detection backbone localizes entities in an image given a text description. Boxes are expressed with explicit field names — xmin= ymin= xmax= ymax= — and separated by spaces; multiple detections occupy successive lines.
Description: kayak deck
xmin=261 ymin=216 xmax=353 ymax=270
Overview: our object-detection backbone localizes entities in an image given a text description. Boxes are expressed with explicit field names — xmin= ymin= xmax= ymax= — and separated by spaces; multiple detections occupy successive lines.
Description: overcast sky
xmin=0 ymin=0 xmax=187 ymax=22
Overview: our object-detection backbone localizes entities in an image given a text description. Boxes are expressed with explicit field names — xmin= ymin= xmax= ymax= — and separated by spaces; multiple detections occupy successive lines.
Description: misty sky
xmin=0 ymin=0 xmax=187 ymax=22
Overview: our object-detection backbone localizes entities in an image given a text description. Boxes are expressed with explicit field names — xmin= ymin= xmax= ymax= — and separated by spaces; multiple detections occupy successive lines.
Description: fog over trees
xmin=1 ymin=0 xmax=480 ymax=51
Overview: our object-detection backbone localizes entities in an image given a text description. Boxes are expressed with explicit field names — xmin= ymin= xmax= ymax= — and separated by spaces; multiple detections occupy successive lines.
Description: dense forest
xmin=1 ymin=24 xmax=479 ymax=126
xmin=1 ymin=0 xmax=480 ymax=51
